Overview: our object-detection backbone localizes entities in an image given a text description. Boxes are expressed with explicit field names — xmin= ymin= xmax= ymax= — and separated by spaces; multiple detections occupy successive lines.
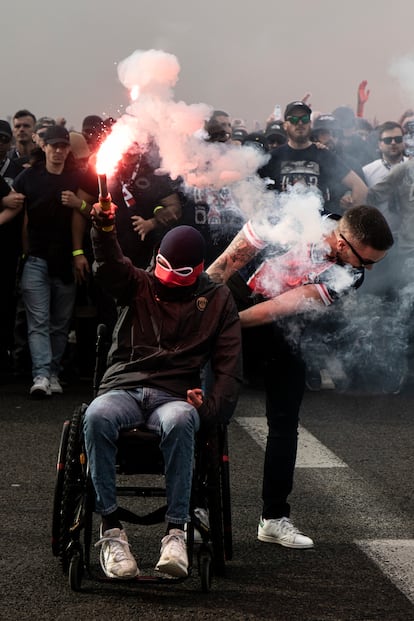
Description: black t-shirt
xmin=14 ymin=164 xmax=85 ymax=282
xmin=0 ymin=174 xmax=10 ymax=199
xmin=259 ymin=143 xmax=351 ymax=205
xmin=0 ymin=170 xmax=24 ymax=256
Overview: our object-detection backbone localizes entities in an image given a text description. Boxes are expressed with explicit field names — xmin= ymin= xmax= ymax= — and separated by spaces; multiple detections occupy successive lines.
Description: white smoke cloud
xmin=106 ymin=48 xmax=269 ymax=191
xmin=389 ymin=54 xmax=414 ymax=103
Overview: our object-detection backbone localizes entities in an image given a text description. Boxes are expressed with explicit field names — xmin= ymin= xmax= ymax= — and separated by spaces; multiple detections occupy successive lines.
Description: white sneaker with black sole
xmin=30 ymin=376 xmax=51 ymax=398
xmin=258 ymin=516 xmax=314 ymax=549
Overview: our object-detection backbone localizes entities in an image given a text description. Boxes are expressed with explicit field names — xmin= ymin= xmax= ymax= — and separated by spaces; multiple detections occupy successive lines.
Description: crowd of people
xmin=0 ymin=84 xmax=412 ymax=577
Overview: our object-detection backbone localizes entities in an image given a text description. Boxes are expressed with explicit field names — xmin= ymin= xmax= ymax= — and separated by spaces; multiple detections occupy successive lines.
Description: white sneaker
xmin=95 ymin=527 xmax=139 ymax=579
xmin=50 ymin=375 xmax=63 ymax=394
xmin=258 ymin=517 xmax=314 ymax=549
xmin=155 ymin=529 xmax=188 ymax=578
xmin=30 ymin=376 xmax=51 ymax=398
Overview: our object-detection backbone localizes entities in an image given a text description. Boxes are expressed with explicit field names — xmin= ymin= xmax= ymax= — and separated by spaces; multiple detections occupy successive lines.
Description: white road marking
xmin=356 ymin=540 xmax=414 ymax=605
xmin=237 ymin=415 xmax=414 ymax=606
xmin=236 ymin=416 xmax=347 ymax=468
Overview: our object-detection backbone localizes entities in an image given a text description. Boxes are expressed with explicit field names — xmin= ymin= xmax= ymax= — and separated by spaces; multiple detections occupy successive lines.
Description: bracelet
xmin=72 ymin=249 xmax=84 ymax=257
xmin=80 ymin=200 xmax=88 ymax=212
xmin=153 ymin=205 xmax=164 ymax=215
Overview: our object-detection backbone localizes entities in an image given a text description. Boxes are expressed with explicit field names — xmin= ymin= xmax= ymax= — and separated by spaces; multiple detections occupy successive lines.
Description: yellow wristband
xmin=153 ymin=205 xmax=164 ymax=214
xmin=80 ymin=200 xmax=88 ymax=212
xmin=72 ymin=249 xmax=84 ymax=257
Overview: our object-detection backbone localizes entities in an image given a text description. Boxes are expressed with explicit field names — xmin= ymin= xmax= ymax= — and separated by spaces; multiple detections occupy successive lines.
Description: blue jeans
xmin=21 ymin=256 xmax=76 ymax=379
xmin=83 ymin=387 xmax=200 ymax=524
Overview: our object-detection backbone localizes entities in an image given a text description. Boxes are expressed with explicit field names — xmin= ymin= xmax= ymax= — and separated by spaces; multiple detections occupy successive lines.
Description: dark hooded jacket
xmin=91 ymin=227 xmax=243 ymax=425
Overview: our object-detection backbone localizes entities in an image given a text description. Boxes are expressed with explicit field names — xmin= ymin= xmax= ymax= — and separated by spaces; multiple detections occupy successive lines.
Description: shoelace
xmin=277 ymin=517 xmax=301 ymax=536
xmin=162 ymin=533 xmax=185 ymax=556
xmin=95 ymin=533 xmax=131 ymax=562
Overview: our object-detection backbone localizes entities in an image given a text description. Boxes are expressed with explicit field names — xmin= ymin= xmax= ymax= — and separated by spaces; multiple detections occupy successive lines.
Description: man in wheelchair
xmin=83 ymin=205 xmax=242 ymax=580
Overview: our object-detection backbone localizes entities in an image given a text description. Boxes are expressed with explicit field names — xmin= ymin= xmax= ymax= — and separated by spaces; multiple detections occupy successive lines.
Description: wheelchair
xmin=51 ymin=325 xmax=233 ymax=592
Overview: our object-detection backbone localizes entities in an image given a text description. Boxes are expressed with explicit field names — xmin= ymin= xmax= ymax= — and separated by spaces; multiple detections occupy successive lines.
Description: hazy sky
xmin=3 ymin=0 xmax=414 ymax=130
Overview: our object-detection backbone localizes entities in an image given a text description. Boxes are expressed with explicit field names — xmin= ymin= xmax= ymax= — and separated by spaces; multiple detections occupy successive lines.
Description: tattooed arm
xmin=206 ymin=228 xmax=258 ymax=284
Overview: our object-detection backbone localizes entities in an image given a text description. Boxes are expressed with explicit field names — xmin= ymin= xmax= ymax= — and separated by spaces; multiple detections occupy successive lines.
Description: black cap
xmin=232 ymin=128 xmax=248 ymax=141
xmin=312 ymin=114 xmax=339 ymax=133
xmin=0 ymin=120 xmax=12 ymax=138
xmin=284 ymin=101 xmax=312 ymax=120
xmin=43 ymin=125 xmax=70 ymax=145
xmin=265 ymin=122 xmax=286 ymax=138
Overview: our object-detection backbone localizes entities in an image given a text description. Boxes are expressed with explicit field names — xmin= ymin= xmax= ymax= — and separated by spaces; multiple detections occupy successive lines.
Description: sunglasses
xmin=286 ymin=114 xmax=311 ymax=125
xmin=156 ymin=253 xmax=194 ymax=276
xmin=339 ymin=233 xmax=377 ymax=267
xmin=380 ymin=136 xmax=403 ymax=144
xmin=0 ymin=135 xmax=11 ymax=143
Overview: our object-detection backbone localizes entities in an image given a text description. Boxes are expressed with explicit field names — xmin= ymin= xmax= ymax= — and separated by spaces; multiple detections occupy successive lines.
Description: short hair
xmin=377 ymin=121 xmax=402 ymax=139
xmin=210 ymin=110 xmax=229 ymax=120
xmin=340 ymin=205 xmax=394 ymax=251
xmin=13 ymin=109 xmax=36 ymax=124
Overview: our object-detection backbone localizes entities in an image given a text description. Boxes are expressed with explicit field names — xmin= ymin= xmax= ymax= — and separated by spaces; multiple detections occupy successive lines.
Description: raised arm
xmin=206 ymin=227 xmax=258 ymax=284
xmin=341 ymin=169 xmax=368 ymax=206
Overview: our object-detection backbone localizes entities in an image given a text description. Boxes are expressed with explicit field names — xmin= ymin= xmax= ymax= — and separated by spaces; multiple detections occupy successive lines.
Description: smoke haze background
xmin=3 ymin=3 xmax=414 ymax=393
xmin=2 ymin=0 xmax=414 ymax=129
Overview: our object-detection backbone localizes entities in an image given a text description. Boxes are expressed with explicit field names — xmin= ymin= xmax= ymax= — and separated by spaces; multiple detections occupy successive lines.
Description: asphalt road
xmin=1 ymin=374 xmax=414 ymax=621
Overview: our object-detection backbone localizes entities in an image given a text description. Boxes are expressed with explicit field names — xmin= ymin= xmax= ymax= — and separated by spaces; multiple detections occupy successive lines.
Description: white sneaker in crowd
xmin=155 ymin=529 xmax=188 ymax=578
xmin=95 ymin=527 xmax=139 ymax=579
xmin=257 ymin=516 xmax=314 ymax=549
xmin=50 ymin=375 xmax=63 ymax=394
xmin=29 ymin=376 xmax=51 ymax=398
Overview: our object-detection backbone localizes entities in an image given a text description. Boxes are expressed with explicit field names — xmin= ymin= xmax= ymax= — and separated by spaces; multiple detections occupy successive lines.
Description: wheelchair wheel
xmin=69 ymin=546 xmax=84 ymax=591
xmin=220 ymin=428 xmax=233 ymax=561
xmin=204 ymin=429 xmax=226 ymax=577
xmin=198 ymin=548 xmax=212 ymax=593
xmin=52 ymin=419 xmax=71 ymax=557
xmin=58 ymin=404 xmax=89 ymax=572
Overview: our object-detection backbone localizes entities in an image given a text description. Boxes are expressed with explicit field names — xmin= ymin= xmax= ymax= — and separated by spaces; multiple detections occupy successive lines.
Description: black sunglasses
xmin=339 ymin=233 xmax=377 ymax=267
xmin=380 ymin=136 xmax=403 ymax=144
xmin=286 ymin=114 xmax=311 ymax=125
xmin=0 ymin=134 xmax=11 ymax=143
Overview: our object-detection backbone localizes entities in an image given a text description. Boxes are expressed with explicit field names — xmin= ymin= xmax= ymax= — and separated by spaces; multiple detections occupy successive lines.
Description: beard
xmin=287 ymin=126 xmax=311 ymax=145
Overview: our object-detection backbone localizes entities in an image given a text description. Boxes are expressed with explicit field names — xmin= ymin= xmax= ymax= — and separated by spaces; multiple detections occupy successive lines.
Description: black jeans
xmin=228 ymin=273 xmax=306 ymax=518
xmin=242 ymin=322 xmax=305 ymax=518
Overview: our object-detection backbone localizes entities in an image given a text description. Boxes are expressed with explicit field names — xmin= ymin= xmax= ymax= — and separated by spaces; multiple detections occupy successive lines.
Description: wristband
xmin=80 ymin=200 xmax=88 ymax=212
xmin=72 ymin=249 xmax=84 ymax=257
xmin=153 ymin=205 xmax=164 ymax=215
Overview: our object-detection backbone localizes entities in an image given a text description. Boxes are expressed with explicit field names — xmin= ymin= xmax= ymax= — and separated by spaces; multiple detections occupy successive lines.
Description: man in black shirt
xmin=260 ymin=101 xmax=368 ymax=208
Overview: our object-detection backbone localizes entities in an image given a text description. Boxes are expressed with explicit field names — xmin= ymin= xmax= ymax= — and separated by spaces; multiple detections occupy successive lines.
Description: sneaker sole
xmin=155 ymin=560 xmax=188 ymax=578
xmin=257 ymin=533 xmax=314 ymax=549
xmin=103 ymin=567 xmax=140 ymax=579
xmin=30 ymin=389 xmax=51 ymax=399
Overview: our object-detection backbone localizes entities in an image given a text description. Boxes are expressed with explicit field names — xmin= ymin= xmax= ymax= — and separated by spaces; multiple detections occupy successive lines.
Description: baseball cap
xmin=0 ymin=120 xmax=12 ymax=138
xmin=35 ymin=117 xmax=56 ymax=132
xmin=43 ymin=125 xmax=70 ymax=145
xmin=232 ymin=128 xmax=248 ymax=141
xmin=265 ymin=122 xmax=286 ymax=138
xmin=284 ymin=101 xmax=312 ymax=120
xmin=312 ymin=114 xmax=339 ymax=133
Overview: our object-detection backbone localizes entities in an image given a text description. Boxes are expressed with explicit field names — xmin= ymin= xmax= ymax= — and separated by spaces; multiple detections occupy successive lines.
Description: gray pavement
xmin=1 ymin=374 xmax=414 ymax=620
